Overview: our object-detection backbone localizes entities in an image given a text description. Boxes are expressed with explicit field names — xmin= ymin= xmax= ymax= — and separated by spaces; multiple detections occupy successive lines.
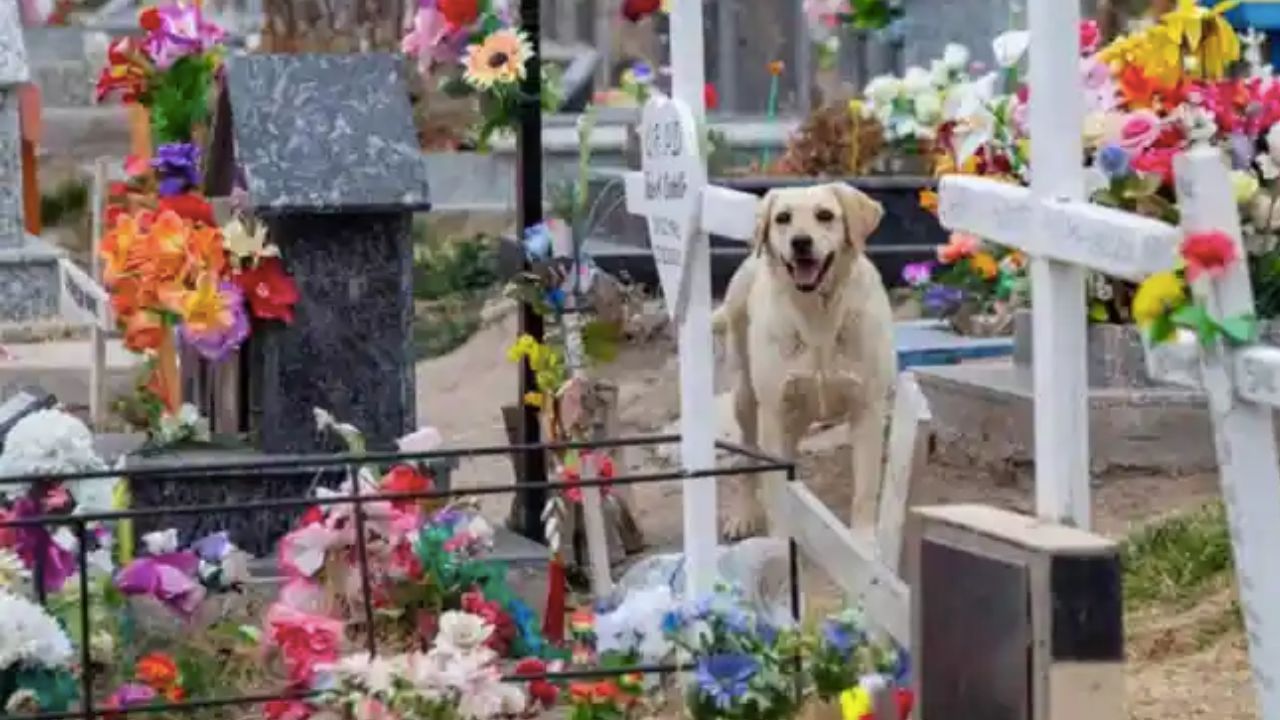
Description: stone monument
xmin=217 ymin=53 xmax=430 ymax=454
xmin=0 ymin=0 xmax=64 ymax=324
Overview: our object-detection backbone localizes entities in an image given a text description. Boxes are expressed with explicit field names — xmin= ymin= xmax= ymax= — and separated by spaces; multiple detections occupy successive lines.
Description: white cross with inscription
xmin=621 ymin=6 xmax=759 ymax=594
xmin=1138 ymin=146 xmax=1280 ymax=720
xmin=936 ymin=0 xmax=1183 ymax=529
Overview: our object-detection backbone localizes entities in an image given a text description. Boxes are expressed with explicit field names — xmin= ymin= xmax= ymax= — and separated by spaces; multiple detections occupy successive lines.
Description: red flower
xmin=437 ymin=0 xmax=478 ymax=27
xmin=516 ymin=658 xmax=559 ymax=707
xmin=705 ymin=83 xmax=719 ymax=111
xmin=569 ymin=683 xmax=594 ymax=704
xmin=1181 ymin=231 xmax=1240 ymax=282
xmin=138 ymin=7 xmax=163 ymax=31
xmin=381 ymin=465 xmax=432 ymax=509
xmin=461 ymin=591 xmax=516 ymax=655
xmin=135 ymin=652 xmax=180 ymax=690
xmin=264 ymin=700 xmax=314 ymax=720
xmin=235 ymin=257 xmax=299 ymax=323
xmin=1079 ymin=19 xmax=1100 ymax=55
xmin=1132 ymin=147 xmax=1178 ymax=186
xmin=157 ymin=194 xmax=216 ymax=227
xmin=299 ymin=506 xmax=324 ymax=527
xmin=622 ymin=0 xmax=661 ymax=22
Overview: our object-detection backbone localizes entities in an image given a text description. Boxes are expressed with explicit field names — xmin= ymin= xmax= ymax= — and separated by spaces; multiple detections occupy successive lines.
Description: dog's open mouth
xmin=785 ymin=254 xmax=834 ymax=293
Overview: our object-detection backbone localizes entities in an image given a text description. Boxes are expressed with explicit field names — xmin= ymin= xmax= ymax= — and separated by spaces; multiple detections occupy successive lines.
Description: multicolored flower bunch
xmin=0 ymin=589 xmax=78 ymax=716
xmin=401 ymin=0 xmax=559 ymax=149
xmin=1134 ymin=229 xmax=1257 ymax=348
xmin=902 ymin=234 xmax=1027 ymax=326
xmin=103 ymin=652 xmax=189 ymax=713
xmin=861 ymin=42 xmax=975 ymax=157
xmin=95 ymin=2 xmax=226 ymax=144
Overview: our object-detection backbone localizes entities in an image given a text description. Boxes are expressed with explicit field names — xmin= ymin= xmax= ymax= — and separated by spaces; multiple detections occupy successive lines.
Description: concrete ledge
xmin=0 ymin=339 xmax=142 ymax=413
xmin=915 ymin=362 xmax=1239 ymax=475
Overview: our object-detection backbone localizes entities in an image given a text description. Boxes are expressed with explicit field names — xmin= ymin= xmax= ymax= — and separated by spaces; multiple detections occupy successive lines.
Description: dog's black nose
xmin=791 ymin=236 xmax=814 ymax=255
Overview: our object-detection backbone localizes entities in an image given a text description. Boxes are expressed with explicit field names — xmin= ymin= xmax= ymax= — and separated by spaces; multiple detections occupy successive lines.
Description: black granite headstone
xmin=221 ymin=53 xmax=431 ymax=454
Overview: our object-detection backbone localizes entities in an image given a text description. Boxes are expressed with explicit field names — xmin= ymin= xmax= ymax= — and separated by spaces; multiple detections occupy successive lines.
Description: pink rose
xmin=1118 ymin=111 xmax=1163 ymax=153
xmin=1133 ymin=146 xmax=1179 ymax=186
xmin=1080 ymin=20 xmax=1101 ymax=55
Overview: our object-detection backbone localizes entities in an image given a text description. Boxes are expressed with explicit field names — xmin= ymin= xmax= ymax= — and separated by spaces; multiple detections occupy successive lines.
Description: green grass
xmin=1122 ymin=501 xmax=1235 ymax=609
xmin=410 ymin=229 xmax=501 ymax=361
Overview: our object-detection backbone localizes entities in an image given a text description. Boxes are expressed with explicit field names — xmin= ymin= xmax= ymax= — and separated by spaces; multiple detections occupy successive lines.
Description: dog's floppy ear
xmin=833 ymin=184 xmax=884 ymax=251
xmin=753 ymin=190 xmax=778 ymax=258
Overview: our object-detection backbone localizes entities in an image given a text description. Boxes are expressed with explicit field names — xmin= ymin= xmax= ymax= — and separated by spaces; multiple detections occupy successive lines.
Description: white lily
xmin=992 ymin=30 xmax=1030 ymax=68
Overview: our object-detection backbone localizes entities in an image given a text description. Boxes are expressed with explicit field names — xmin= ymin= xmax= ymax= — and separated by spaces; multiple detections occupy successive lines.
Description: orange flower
xmin=937 ymin=233 xmax=980 ymax=264
xmin=136 ymin=652 xmax=180 ymax=690
xmin=123 ymin=310 xmax=166 ymax=352
xmin=768 ymin=60 xmax=785 ymax=77
xmin=569 ymin=683 xmax=594 ymax=703
xmin=1118 ymin=64 xmax=1158 ymax=109
xmin=591 ymin=681 xmax=620 ymax=703
xmin=186 ymin=225 xmax=227 ymax=279
xmin=101 ymin=212 xmax=147 ymax=283
xmin=919 ymin=189 xmax=939 ymax=214
xmin=969 ymin=252 xmax=999 ymax=280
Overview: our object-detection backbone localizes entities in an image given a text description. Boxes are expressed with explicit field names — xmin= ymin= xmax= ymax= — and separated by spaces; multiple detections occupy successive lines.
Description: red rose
xmin=1181 ymin=230 xmax=1240 ymax=282
xmin=437 ymin=0 xmax=478 ymax=27
xmin=235 ymin=257 xmax=300 ymax=323
xmin=622 ymin=0 xmax=661 ymax=22
xmin=516 ymin=658 xmax=559 ymax=707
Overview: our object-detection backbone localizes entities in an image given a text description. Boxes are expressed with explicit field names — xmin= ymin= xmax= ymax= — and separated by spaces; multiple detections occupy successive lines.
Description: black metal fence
xmin=0 ymin=434 xmax=798 ymax=720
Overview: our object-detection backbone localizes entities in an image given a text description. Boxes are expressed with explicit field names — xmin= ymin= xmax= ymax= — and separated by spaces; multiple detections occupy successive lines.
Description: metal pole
xmin=516 ymin=0 xmax=547 ymax=543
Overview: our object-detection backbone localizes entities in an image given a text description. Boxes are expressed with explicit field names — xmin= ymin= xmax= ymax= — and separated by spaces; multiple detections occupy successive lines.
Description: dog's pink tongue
xmin=794 ymin=261 xmax=821 ymax=286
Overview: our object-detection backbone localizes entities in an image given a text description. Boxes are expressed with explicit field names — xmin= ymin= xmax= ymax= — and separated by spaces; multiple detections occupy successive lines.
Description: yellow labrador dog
xmin=713 ymin=183 xmax=896 ymax=539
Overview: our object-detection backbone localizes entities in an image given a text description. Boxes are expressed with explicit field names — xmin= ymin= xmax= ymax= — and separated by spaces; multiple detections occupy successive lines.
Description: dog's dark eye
xmin=815 ymin=208 xmax=835 ymax=223
xmin=775 ymin=210 xmax=792 ymax=225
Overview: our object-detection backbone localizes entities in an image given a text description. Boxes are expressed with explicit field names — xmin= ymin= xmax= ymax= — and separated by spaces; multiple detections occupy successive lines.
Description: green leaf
xmin=1216 ymin=313 xmax=1258 ymax=345
xmin=1148 ymin=313 xmax=1176 ymax=344
xmin=1172 ymin=303 xmax=1220 ymax=348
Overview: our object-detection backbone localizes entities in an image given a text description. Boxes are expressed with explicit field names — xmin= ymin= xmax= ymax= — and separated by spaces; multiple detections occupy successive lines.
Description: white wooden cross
xmin=938 ymin=0 xmax=1182 ymax=529
xmin=619 ymin=0 xmax=759 ymax=597
xmin=1137 ymin=146 xmax=1280 ymax=720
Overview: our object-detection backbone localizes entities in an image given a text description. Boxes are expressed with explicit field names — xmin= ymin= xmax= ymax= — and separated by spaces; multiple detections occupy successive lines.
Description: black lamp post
xmin=515 ymin=0 xmax=547 ymax=543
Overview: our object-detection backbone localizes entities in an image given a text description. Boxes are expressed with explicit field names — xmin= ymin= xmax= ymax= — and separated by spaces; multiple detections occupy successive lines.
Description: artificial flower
xmin=266 ymin=603 xmax=344 ymax=685
xmin=705 ymin=82 xmax=720 ymax=111
xmin=157 ymin=193 xmax=217 ymax=226
xmin=1181 ymin=230 xmax=1240 ymax=282
xmin=1232 ymin=170 xmax=1261 ymax=204
xmin=992 ymin=30 xmax=1030 ymax=69
xmin=0 ymin=590 xmax=75 ymax=670
xmin=1116 ymin=110 xmax=1163 ymax=152
xmin=902 ymin=261 xmax=933 ymax=286
xmin=695 ymin=654 xmax=759 ymax=711
xmin=115 ymin=550 xmax=207 ymax=616
xmin=969 ymin=252 xmax=999 ymax=280
xmin=1097 ymin=143 xmax=1132 ymax=178
xmin=152 ymin=142 xmax=201 ymax=197
xmin=139 ymin=2 xmax=227 ymax=70
xmin=937 ymin=233 xmax=979 ymax=264
xmin=235 ymin=257 xmax=300 ymax=323
xmin=1080 ymin=19 xmax=1101 ymax=55
xmin=1159 ymin=0 xmax=1241 ymax=80
xmin=220 ymin=217 xmax=274 ymax=261
xmin=437 ymin=610 xmax=493 ymax=652
xmin=622 ymin=0 xmax=661 ymax=23
xmin=1132 ymin=271 xmax=1186 ymax=328
xmin=437 ymin=0 xmax=479 ymax=27
xmin=1132 ymin=146 xmax=1178 ymax=186
xmin=0 ymin=548 xmax=28 ymax=589
xmin=180 ymin=281 xmax=249 ymax=361
xmin=279 ymin=523 xmax=344 ymax=578
xmin=135 ymin=652 xmax=180 ymax=690
xmin=95 ymin=37 xmax=150 ymax=102
xmin=463 ymin=29 xmax=532 ymax=89
xmin=401 ymin=6 xmax=461 ymax=77
xmin=380 ymin=465 xmax=432 ymax=510
xmin=105 ymin=683 xmax=158 ymax=712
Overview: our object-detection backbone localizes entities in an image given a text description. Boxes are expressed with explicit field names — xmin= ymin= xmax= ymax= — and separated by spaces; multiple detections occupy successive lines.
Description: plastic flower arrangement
xmin=401 ymin=0 xmax=561 ymax=149
xmin=95 ymin=2 xmax=226 ymax=144
xmin=860 ymin=43 xmax=974 ymax=158
xmin=805 ymin=608 xmax=907 ymax=705
xmin=803 ymin=0 xmax=903 ymax=66
xmin=0 ymin=589 xmax=79 ymax=716
xmin=317 ymin=611 xmax=529 ymax=720
xmin=1134 ymin=229 xmax=1257 ymax=348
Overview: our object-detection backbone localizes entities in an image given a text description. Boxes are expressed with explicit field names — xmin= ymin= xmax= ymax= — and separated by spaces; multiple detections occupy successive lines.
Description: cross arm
xmin=939 ymin=176 xmax=1181 ymax=280
xmin=624 ymin=171 xmax=761 ymax=243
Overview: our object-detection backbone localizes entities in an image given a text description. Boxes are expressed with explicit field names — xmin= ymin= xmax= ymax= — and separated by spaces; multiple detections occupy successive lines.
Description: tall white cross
xmin=940 ymin=0 xmax=1119 ymax=529
xmin=621 ymin=0 xmax=760 ymax=596
xmin=1140 ymin=147 xmax=1280 ymax=720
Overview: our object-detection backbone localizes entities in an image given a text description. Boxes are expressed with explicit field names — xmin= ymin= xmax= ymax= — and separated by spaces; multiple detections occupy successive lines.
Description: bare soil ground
xmin=415 ymin=305 xmax=1257 ymax=720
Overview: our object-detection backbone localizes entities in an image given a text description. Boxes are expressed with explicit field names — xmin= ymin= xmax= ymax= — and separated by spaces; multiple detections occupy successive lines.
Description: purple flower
xmin=11 ymin=497 xmax=77 ymax=594
xmin=191 ymin=531 xmax=232 ymax=562
xmin=1229 ymin=133 xmax=1256 ymax=171
xmin=152 ymin=142 xmax=202 ymax=197
xmin=902 ymin=261 xmax=933 ymax=286
xmin=143 ymin=3 xmax=227 ymax=70
xmin=115 ymin=550 xmax=206 ymax=616
xmin=922 ymin=285 xmax=965 ymax=315
xmin=695 ymin=654 xmax=759 ymax=710
xmin=1097 ymin=144 xmax=1131 ymax=179
xmin=180 ymin=282 xmax=250 ymax=362
xmin=108 ymin=683 xmax=157 ymax=709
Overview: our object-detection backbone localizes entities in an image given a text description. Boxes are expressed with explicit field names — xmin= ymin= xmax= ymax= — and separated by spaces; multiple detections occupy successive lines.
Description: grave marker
xmin=936 ymin=0 xmax=1182 ymax=529
xmin=217 ymin=53 xmax=431 ymax=453
xmin=0 ymin=0 xmax=31 ymax=249
xmin=1139 ymin=146 xmax=1280 ymax=719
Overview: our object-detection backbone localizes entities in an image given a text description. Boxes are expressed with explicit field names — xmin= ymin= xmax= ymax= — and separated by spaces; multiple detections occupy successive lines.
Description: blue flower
xmin=631 ymin=61 xmax=655 ymax=85
xmin=1097 ymin=144 xmax=1131 ymax=179
xmin=523 ymin=223 xmax=554 ymax=262
xmin=922 ymin=285 xmax=965 ymax=315
xmin=821 ymin=620 xmax=862 ymax=655
xmin=722 ymin=607 xmax=753 ymax=636
xmin=545 ymin=287 xmax=566 ymax=311
xmin=757 ymin=622 xmax=779 ymax=646
xmin=661 ymin=609 xmax=685 ymax=635
xmin=689 ymin=596 xmax=715 ymax=620
xmin=695 ymin=653 xmax=759 ymax=710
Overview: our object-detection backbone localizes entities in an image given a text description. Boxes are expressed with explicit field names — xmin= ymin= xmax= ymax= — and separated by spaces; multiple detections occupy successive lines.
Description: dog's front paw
xmin=722 ymin=494 xmax=768 ymax=540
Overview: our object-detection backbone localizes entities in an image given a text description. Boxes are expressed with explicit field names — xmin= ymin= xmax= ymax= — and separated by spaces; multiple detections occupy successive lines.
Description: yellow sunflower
xmin=464 ymin=29 xmax=533 ymax=90
xmin=1132 ymin=271 xmax=1187 ymax=329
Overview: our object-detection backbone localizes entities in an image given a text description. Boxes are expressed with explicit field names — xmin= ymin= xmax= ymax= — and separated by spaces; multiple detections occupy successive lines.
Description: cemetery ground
xmin=420 ymin=299 xmax=1255 ymax=720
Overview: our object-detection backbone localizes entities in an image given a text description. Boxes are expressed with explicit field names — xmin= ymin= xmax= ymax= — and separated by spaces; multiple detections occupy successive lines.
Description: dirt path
xmin=414 ymin=306 xmax=1255 ymax=719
